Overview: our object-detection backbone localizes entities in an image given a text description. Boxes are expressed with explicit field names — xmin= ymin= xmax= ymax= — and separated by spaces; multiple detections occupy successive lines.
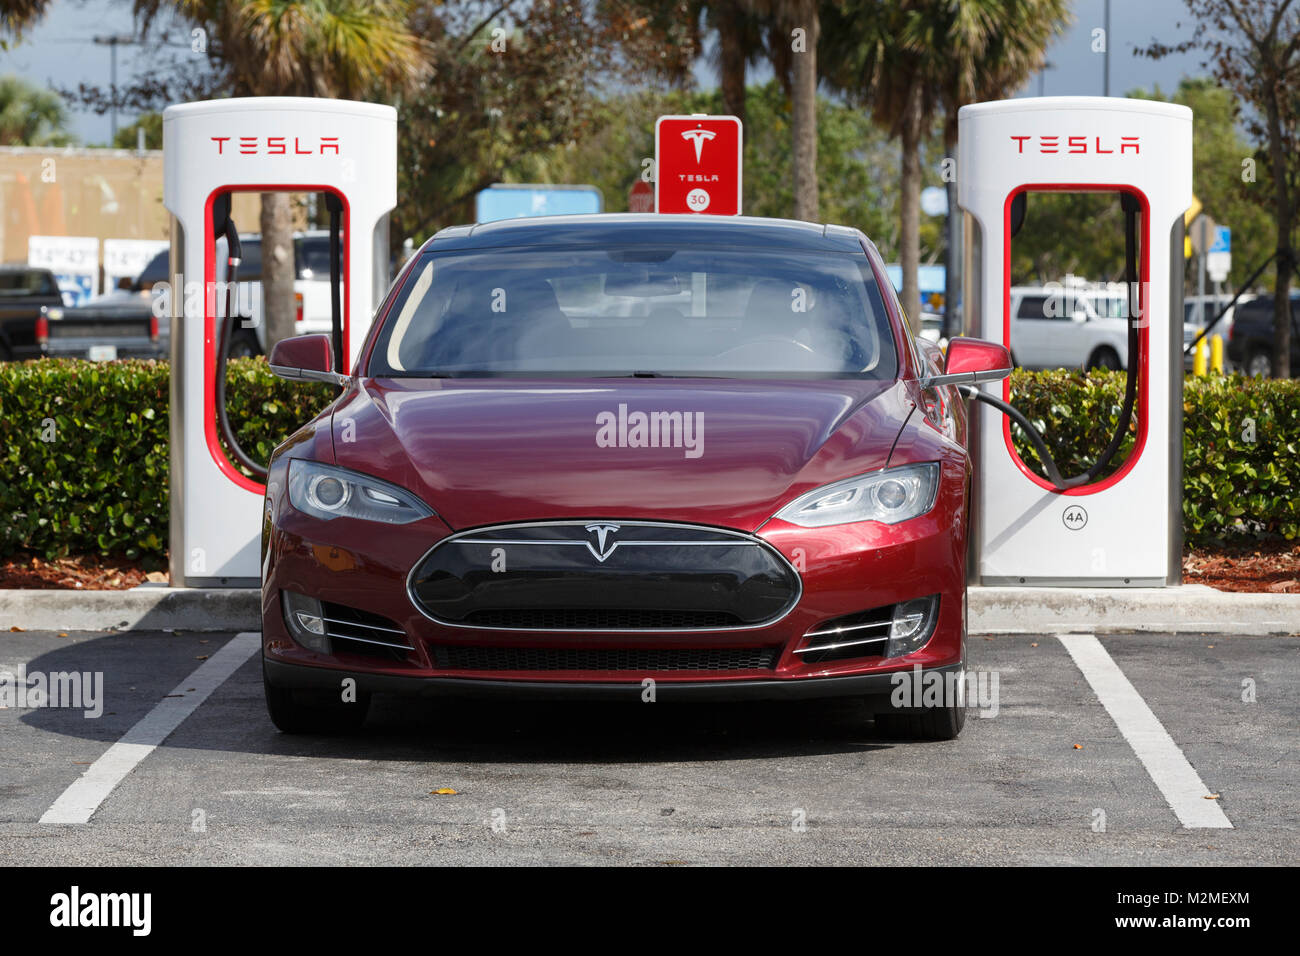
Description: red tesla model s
xmin=260 ymin=214 xmax=1011 ymax=739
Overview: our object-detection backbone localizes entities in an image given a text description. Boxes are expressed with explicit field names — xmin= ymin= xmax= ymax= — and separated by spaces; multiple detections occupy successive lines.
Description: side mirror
xmin=268 ymin=333 xmax=347 ymax=385
xmin=920 ymin=337 xmax=1013 ymax=388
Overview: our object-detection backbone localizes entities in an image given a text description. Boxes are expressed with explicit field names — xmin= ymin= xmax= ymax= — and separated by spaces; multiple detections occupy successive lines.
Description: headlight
xmin=774 ymin=463 xmax=939 ymax=528
xmin=287 ymin=460 xmax=435 ymax=524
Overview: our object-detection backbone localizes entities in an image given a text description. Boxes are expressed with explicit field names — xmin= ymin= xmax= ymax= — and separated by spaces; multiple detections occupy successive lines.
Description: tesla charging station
xmin=164 ymin=97 xmax=397 ymax=587
xmin=958 ymin=97 xmax=1192 ymax=586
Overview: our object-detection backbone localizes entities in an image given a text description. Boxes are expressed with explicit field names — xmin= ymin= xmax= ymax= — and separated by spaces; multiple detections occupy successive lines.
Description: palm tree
xmin=159 ymin=0 xmax=428 ymax=349
xmin=821 ymin=0 xmax=1068 ymax=332
xmin=0 ymin=0 xmax=52 ymax=38
xmin=921 ymin=0 xmax=1070 ymax=337
xmin=752 ymin=0 xmax=819 ymax=220
xmin=0 ymin=75 xmax=72 ymax=146
xmin=693 ymin=0 xmax=768 ymax=126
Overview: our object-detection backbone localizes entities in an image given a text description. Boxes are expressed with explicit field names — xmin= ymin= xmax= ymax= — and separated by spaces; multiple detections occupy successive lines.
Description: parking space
xmin=1 ymin=629 xmax=1295 ymax=864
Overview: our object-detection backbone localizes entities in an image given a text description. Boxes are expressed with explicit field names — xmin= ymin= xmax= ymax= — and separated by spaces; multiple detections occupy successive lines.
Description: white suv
xmin=216 ymin=231 xmax=344 ymax=356
xmin=1008 ymin=283 xmax=1134 ymax=370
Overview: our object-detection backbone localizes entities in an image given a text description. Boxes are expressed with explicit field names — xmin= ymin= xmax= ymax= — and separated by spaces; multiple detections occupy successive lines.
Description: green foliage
xmin=112 ymin=111 xmax=163 ymax=150
xmin=1005 ymin=369 xmax=1136 ymax=482
xmin=0 ymin=73 xmax=73 ymax=146
xmin=0 ymin=358 xmax=331 ymax=563
xmin=1009 ymin=369 xmax=1300 ymax=544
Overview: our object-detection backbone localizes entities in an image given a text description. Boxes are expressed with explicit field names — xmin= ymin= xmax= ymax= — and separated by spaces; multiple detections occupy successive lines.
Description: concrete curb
xmin=3 ymin=583 xmax=1299 ymax=635
xmin=0 ymin=586 xmax=260 ymax=633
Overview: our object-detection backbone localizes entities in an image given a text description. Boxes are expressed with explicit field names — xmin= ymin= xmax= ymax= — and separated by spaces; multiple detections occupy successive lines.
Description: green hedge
xmin=0 ymin=360 xmax=1297 ymax=563
xmin=0 ymin=358 xmax=330 ymax=564
xmin=1009 ymin=370 xmax=1300 ymax=543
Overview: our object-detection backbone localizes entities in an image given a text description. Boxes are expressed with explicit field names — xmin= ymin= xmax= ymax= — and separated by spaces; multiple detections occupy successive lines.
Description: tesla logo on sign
xmin=584 ymin=523 xmax=621 ymax=562
xmin=681 ymin=128 xmax=716 ymax=162
xmin=655 ymin=115 xmax=742 ymax=215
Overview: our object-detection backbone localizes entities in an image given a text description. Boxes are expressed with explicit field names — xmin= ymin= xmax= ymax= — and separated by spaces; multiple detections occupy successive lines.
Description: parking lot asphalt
xmin=1 ymin=628 xmax=1296 ymax=865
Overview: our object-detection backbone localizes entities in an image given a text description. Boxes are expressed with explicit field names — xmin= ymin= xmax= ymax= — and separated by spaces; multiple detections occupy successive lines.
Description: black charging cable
xmin=214 ymin=217 xmax=269 ymax=480
xmin=965 ymin=192 xmax=1142 ymax=491
xmin=326 ymin=193 xmax=344 ymax=374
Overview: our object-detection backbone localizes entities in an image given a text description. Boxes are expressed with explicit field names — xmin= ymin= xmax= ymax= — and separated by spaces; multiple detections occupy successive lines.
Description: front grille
xmin=431 ymin=645 xmax=778 ymax=672
xmin=410 ymin=521 xmax=801 ymax=631
xmin=462 ymin=608 xmax=742 ymax=630
xmin=321 ymin=602 xmax=410 ymax=660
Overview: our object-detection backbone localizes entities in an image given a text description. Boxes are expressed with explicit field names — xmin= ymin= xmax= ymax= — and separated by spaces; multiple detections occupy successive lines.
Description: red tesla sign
xmin=655 ymin=115 xmax=743 ymax=215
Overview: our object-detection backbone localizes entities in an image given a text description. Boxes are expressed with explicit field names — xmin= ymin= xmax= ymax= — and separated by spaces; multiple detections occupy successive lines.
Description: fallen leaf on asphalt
xmin=430 ymin=788 xmax=458 ymax=795
xmin=1205 ymin=793 xmax=1221 ymax=800
xmin=9 ymin=626 xmax=23 ymax=632
xmin=1073 ymin=744 xmax=1083 ymax=750
xmin=57 ymin=632 xmax=67 ymax=637
xmin=1030 ymin=642 xmax=1038 ymax=647
xmin=195 ymin=655 xmax=209 ymax=661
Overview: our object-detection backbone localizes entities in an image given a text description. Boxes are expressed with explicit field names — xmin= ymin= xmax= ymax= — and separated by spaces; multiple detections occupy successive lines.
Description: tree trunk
xmin=790 ymin=0 xmax=818 ymax=222
xmin=260 ymin=192 xmax=296 ymax=353
xmin=1265 ymin=87 xmax=1293 ymax=379
xmin=717 ymin=2 xmax=747 ymax=127
xmin=899 ymin=87 xmax=923 ymax=334
xmin=1274 ymin=242 xmax=1293 ymax=379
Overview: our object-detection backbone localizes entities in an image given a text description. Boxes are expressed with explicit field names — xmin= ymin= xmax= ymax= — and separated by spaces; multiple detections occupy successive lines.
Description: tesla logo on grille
xmin=584 ymin=523 xmax=621 ymax=562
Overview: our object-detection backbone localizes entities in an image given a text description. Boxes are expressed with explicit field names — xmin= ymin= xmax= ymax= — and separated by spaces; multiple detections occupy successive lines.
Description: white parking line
xmin=39 ymin=631 xmax=261 ymax=826
xmin=1058 ymin=633 xmax=1233 ymax=829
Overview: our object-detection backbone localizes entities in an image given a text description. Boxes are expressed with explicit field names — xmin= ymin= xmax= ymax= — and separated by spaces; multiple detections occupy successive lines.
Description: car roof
xmin=425 ymin=214 xmax=868 ymax=254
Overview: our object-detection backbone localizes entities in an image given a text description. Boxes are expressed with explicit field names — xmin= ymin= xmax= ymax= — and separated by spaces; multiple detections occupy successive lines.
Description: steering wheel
xmin=716 ymin=335 xmax=816 ymax=360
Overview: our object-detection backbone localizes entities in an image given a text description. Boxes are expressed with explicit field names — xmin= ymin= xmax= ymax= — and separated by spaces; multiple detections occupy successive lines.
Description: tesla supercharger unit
xmin=164 ymin=97 xmax=397 ymax=587
xmin=958 ymin=97 xmax=1191 ymax=586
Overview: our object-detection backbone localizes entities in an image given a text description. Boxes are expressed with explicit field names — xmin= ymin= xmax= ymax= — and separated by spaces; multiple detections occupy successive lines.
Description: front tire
xmin=264 ymin=662 xmax=370 ymax=734
xmin=1086 ymin=346 xmax=1122 ymax=371
xmin=227 ymin=330 xmax=261 ymax=358
xmin=1245 ymin=348 xmax=1271 ymax=378
xmin=874 ymin=703 xmax=966 ymax=741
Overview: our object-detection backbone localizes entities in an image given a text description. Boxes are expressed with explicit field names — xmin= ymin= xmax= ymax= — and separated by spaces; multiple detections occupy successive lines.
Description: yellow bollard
xmin=1210 ymin=334 xmax=1224 ymax=374
xmin=1193 ymin=337 xmax=1208 ymax=376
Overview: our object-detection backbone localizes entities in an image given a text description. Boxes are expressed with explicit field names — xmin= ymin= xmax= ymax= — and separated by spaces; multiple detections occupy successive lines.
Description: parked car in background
xmin=41 ymin=249 xmax=170 ymax=361
xmin=1009 ymin=282 xmax=1211 ymax=372
xmin=217 ymin=231 xmax=343 ymax=357
xmin=0 ymin=266 xmax=66 ymax=361
xmin=1184 ymin=293 xmax=1252 ymax=372
xmin=1225 ymin=293 xmax=1300 ymax=378
xmin=1009 ymin=283 xmax=1132 ymax=370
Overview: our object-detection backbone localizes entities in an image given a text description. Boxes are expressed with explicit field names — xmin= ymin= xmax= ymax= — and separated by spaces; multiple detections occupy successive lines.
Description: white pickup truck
xmin=217 ymin=230 xmax=344 ymax=356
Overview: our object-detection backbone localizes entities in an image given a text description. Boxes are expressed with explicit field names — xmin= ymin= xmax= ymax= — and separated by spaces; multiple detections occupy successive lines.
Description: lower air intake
xmin=431 ymin=645 xmax=778 ymax=672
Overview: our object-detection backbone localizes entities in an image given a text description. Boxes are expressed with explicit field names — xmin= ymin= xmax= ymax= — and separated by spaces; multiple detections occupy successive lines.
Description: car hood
xmin=331 ymin=377 xmax=914 ymax=531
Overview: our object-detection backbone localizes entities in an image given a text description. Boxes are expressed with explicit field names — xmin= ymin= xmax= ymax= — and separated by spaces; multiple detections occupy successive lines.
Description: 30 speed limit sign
xmin=654 ymin=115 xmax=743 ymax=216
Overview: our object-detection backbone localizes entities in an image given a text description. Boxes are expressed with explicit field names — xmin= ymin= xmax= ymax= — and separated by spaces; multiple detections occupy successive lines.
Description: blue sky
xmin=1 ymin=0 xmax=1212 ymax=146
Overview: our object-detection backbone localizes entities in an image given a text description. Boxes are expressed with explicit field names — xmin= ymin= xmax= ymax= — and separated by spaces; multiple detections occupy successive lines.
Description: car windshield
xmin=0 ymin=270 xmax=56 ymax=297
xmin=367 ymin=244 xmax=898 ymax=378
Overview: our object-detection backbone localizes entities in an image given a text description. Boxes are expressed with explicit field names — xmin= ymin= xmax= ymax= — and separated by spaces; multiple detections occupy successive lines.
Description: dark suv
xmin=1226 ymin=294 xmax=1300 ymax=377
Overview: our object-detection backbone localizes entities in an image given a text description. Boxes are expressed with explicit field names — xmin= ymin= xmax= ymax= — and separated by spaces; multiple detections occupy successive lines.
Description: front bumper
xmin=264 ymin=656 xmax=965 ymax=703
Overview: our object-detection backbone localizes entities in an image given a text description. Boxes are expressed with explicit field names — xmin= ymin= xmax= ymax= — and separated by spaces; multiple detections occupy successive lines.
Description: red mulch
xmin=0 ymin=551 xmax=166 ymax=590
xmin=1 ymin=542 xmax=1297 ymax=593
xmin=1182 ymin=539 xmax=1300 ymax=593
